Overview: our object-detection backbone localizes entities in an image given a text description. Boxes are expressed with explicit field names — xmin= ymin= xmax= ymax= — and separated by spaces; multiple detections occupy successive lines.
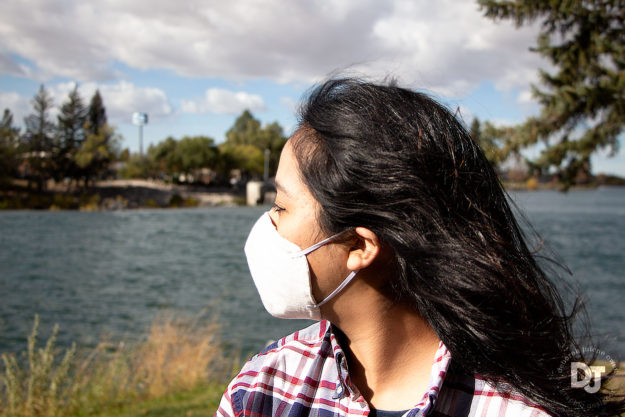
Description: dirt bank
xmin=91 ymin=179 xmax=244 ymax=209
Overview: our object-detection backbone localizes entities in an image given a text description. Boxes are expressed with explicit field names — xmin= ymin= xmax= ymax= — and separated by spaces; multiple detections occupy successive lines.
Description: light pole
xmin=132 ymin=112 xmax=148 ymax=157
xmin=263 ymin=148 xmax=270 ymax=182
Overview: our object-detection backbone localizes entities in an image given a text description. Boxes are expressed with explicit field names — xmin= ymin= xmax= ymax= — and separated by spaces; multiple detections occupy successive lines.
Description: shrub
xmin=526 ymin=177 xmax=539 ymax=191
xmin=182 ymin=196 xmax=199 ymax=207
xmin=0 ymin=313 xmax=227 ymax=417
xmin=168 ymin=194 xmax=183 ymax=208
xmin=78 ymin=194 xmax=100 ymax=211
xmin=51 ymin=194 xmax=75 ymax=210
xmin=144 ymin=198 xmax=159 ymax=208
xmin=1 ymin=315 xmax=75 ymax=417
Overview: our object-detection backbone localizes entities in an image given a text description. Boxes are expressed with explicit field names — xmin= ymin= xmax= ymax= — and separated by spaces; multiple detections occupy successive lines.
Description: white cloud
xmin=0 ymin=0 xmax=544 ymax=95
xmin=0 ymin=91 xmax=31 ymax=127
xmin=1 ymin=81 xmax=172 ymax=129
xmin=0 ymin=51 xmax=31 ymax=77
xmin=489 ymin=117 xmax=518 ymax=128
xmin=97 ymin=81 xmax=173 ymax=123
xmin=181 ymin=88 xmax=265 ymax=115
xmin=280 ymin=97 xmax=298 ymax=112
xmin=49 ymin=81 xmax=172 ymax=124
xmin=517 ymin=90 xmax=534 ymax=104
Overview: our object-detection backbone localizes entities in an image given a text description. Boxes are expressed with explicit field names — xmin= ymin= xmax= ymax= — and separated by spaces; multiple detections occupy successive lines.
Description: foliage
xmin=470 ymin=118 xmax=508 ymax=167
xmin=75 ymin=123 xmax=120 ymax=187
xmin=176 ymin=136 xmax=218 ymax=175
xmin=217 ymin=144 xmax=265 ymax=178
xmin=87 ymin=90 xmax=107 ymax=136
xmin=86 ymin=382 xmax=228 ymax=417
xmin=478 ymin=0 xmax=625 ymax=188
xmin=148 ymin=137 xmax=180 ymax=176
xmin=1 ymin=315 xmax=75 ymax=417
xmin=0 ymin=313 xmax=229 ymax=417
xmin=0 ymin=86 xmax=118 ymax=193
xmin=22 ymin=85 xmax=57 ymax=192
xmin=56 ymin=86 xmax=88 ymax=184
xmin=118 ymin=154 xmax=152 ymax=179
xmin=0 ymin=109 xmax=20 ymax=185
xmin=147 ymin=136 xmax=219 ymax=181
xmin=123 ymin=112 xmax=287 ymax=182
xmin=78 ymin=193 xmax=101 ymax=211
xmin=1 ymin=90 xmax=288 ymax=190
xmin=225 ymin=110 xmax=286 ymax=178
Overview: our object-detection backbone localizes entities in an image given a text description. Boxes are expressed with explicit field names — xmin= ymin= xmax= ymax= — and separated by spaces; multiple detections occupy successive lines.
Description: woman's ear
xmin=346 ymin=227 xmax=381 ymax=271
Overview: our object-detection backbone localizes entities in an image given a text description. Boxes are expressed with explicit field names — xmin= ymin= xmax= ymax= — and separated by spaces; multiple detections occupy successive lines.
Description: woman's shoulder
xmin=254 ymin=320 xmax=332 ymax=359
xmin=231 ymin=320 xmax=337 ymax=384
xmin=437 ymin=367 xmax=554 ymax=417
xmin=216 ymin=320 xmax=341 ymax=417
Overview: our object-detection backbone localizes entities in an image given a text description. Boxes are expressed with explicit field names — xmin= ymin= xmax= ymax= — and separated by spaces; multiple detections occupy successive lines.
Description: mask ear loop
xmin=297 ymin=233 xmax=342 ymax=256
xmin=307 ymin=270 xmax=359 ymax=309
xmin=297 ymin=229 xmax=358 ymax=309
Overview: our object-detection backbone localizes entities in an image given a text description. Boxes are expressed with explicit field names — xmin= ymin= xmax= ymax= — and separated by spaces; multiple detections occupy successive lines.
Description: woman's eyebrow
xmin=275 ymin=180 xmax=292 ymax=198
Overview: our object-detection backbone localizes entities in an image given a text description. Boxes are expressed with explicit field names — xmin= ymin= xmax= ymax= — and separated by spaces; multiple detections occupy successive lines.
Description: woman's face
xmin=269 ymin=138 xmax=351 ymax=305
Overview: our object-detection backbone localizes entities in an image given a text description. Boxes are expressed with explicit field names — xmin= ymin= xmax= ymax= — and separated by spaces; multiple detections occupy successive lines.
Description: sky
xmin=1 ymin=0 xmax=623 ymax=176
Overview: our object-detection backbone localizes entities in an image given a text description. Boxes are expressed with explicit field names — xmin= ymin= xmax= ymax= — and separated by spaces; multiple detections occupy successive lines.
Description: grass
xmin=3 ymin=315 xmax=623 ymax=416
xmin=88 ymin=382 xmax=227 ymax=417
xmin=0 ymin=313 xmax=234 ymax=417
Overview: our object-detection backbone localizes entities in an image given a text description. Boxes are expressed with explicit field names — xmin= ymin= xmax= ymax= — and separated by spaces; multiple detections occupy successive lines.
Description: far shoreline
xmin=1 ymin=177 xmax=624 ymax=211
xmin=0 ymin=179 xmax=246 ymax=211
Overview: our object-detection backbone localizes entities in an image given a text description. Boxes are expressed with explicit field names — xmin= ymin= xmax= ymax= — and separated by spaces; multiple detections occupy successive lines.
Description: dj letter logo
xmin=571 ymin=362 xmax=605 ymax=394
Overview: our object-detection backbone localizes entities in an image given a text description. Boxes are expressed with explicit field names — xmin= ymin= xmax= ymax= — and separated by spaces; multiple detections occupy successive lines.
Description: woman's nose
xmin=268 ymin=210 xmax=278 ymax=228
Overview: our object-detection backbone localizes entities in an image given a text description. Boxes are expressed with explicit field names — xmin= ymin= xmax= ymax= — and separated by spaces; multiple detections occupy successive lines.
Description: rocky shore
xmin=0 ymin=179 xmax=245 ymax=210
xmin=91 ymin=179 xmax=244 ymax=209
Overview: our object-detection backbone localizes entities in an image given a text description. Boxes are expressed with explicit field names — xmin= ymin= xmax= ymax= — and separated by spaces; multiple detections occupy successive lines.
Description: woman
xmin=216 ymin=78 xmax=624 ymax=417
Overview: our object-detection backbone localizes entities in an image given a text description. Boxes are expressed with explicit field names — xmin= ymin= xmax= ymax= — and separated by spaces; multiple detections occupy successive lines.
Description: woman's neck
xmin=329 ymin=291 xmax=441 ymax=411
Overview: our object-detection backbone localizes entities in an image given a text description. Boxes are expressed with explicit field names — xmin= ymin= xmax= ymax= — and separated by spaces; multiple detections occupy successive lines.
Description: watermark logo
xmin=561 ymin=347 xmax=618 ymax=396
xmin=571 ymin=362 xmax=605 ymax=393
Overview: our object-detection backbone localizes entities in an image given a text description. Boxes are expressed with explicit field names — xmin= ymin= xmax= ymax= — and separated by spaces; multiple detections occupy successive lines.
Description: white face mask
xmin=244 ymin=212 xmax=359 ymax=320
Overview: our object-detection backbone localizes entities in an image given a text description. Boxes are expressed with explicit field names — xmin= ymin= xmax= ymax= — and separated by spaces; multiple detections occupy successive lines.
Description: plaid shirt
xmin=215 ymin=320 xmax=551 ymax=417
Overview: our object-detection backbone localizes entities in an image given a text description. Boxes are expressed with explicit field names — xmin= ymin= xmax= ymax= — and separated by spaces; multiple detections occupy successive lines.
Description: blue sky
xmin=1 ymin=0 xmax=623 ymax=176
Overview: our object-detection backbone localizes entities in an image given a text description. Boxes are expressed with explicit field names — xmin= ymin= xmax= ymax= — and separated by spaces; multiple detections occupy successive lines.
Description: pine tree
xmin=75 ymin=123 xmax=120 ymax=188
xmin=87 ymin=90 xmax=107 ymax=135
xmin=23 ymin=84 xmax=56 ymax=191
xmin=0 ymin=108 xmax=20 ymax=184
xmin=76 ymin=91 xmax=118 ymax=188
xmin=478 ymin=0 xmax=625 ymax=187
xmin=57 ymin=86 xmax=87 ymax=186
xmin=470 ymin=117 xmax=506 ymax=169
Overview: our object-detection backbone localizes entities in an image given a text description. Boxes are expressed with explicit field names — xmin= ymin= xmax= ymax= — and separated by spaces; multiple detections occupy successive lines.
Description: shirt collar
xmin=323 ymin=320 xmax=452 ymax=416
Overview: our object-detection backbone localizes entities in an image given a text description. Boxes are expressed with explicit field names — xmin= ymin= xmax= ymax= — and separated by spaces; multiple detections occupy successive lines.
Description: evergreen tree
xmin=87 ymin=90 xmax=107 ymax=135
xmin=478 ymin=0 xmax=625 ymax=187
xmin=75 ymin=90 xmax=118 ymax=188
xmin=57 ymin=86 xmax=87 ymax=186
xmin=23 ymin=84 xmax=56 ymax=191
xmin=75 ymin=122 xmax=120 ymax=188
xmin=470 ymin=117 xmax=505 ymax=169
xmin=0 ymin=108 xmax=20 ymax=185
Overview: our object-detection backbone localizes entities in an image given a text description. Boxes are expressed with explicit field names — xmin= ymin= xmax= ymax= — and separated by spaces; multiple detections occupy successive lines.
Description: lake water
xmin=1 ymin=188 xmax=624 ymax=359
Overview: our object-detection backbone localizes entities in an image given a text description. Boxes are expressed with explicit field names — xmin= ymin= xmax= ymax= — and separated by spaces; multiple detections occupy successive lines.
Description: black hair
xmin=291 ymin=77 xmax=625 ymax=417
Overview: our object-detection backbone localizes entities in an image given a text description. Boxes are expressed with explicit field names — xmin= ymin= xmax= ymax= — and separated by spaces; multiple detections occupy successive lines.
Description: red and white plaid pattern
xmin=216 ymin=320 xmax=551 ymax=417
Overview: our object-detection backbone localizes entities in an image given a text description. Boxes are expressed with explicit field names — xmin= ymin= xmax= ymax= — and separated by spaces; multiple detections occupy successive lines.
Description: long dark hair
xmin=290 ymin=77 xmax=624 ymax=417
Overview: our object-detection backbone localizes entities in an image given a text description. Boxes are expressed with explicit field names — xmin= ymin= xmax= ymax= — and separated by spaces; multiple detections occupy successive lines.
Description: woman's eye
xmin=272 ymin=203 xmax=285 ymax=212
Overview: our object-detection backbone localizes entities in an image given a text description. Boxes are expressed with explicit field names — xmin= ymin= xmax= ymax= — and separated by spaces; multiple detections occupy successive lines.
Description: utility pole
xmin=263 ymin=148 xmax=270 ymax=182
